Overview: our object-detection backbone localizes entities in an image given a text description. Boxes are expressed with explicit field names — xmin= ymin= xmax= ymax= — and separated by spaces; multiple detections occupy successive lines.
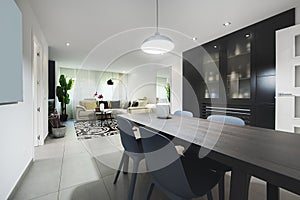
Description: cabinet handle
xmin=278 ymin=93 xmax=294 ymax=97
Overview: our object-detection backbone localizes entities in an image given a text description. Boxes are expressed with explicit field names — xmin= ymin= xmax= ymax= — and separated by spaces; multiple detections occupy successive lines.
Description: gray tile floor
xmin=11 ymin=121 xmax=300 ymax=200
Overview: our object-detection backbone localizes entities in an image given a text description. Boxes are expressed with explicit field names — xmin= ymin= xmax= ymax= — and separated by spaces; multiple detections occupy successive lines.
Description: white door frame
xmin=33 ymin=35 xmax=44 ymax=146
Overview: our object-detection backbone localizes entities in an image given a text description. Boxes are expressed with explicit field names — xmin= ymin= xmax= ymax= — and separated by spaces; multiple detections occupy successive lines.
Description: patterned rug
xmin=74 ymin=119 xmax=119 ymax=140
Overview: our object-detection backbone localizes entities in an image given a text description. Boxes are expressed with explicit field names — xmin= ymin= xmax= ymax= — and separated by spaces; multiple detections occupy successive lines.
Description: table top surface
xmin=119 ymin=113 xmax=300 ymax=194
xmin=95 ymin=111 xmax=112 ymax=114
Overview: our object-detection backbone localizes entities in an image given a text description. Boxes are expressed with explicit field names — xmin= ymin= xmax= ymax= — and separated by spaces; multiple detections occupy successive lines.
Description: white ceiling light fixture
xmin=141 ymin=0 xmax=174 ymax=55
xmin=223 ymin=22 xmax=232 ymax=27
xmin=65 ymin=42 xmax=71 ymax=46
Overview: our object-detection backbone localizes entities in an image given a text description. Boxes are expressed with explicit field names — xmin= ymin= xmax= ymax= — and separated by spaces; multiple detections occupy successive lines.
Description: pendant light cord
xmin=156 ymin=0 xmax=159 ymax=34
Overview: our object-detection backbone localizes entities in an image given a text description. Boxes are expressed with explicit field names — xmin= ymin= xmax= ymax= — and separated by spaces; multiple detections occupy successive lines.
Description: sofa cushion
xmin=80 ymin=100 xmax=97 ymax=110
xmin=137 ymin=99 xmax=147 ymax=107
xmin=132 ymin=101 xmax=139 ymax=107
xmin=111 ymin=100 xmax=120 ymax=108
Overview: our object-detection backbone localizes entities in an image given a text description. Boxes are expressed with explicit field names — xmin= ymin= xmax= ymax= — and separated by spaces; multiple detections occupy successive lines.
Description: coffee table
xmin=95 ymin=111 xmax=113 ymax=126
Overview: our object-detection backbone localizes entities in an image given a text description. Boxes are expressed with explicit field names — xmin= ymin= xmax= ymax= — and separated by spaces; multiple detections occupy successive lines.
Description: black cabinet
xmin=183 ymin=9 xmax=295 ymax=129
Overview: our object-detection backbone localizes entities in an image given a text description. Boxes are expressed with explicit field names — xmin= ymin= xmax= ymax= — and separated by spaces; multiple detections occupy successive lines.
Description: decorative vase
xmin=52 ymin=126 xmax=66 ymax=138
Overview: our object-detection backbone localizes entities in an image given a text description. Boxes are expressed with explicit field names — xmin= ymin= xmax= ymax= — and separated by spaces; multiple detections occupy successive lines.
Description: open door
xmin=276 ymin=24 xmax=300 ymax=133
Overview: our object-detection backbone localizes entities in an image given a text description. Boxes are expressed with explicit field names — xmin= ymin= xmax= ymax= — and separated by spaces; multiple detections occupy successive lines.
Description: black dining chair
xmin=183 ymin=115 xmax=246 ymax=200
xmin=139 ymin=127 xmax=222 ymax=200
xmin=207 ymin=115 xmax=245 ymax=200
xmin=113 ymin=116 xmax=144 ymax=200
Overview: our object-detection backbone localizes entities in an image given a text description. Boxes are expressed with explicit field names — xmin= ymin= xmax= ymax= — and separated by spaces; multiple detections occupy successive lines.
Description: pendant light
xmin=141 ymin=0 xmax=174 ymax=55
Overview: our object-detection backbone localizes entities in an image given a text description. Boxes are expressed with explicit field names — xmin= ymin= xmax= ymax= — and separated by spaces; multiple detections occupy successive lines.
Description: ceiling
xmin=28 ymin=0 xmax=300 ymax=72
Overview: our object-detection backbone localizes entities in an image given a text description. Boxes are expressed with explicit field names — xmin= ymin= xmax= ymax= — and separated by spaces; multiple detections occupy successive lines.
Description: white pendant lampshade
xmin=141 ymin=0 xmax=174 ymax=55
xmin=141 ymin=33 xmax=174 ymax=55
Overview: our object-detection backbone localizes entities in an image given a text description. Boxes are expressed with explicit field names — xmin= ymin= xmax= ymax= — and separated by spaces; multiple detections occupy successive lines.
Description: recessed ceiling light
xmin=192 ymin=37 xmax=198 ymax=41
xmin=245 ymin=34 xmax=250 ymax=38
xmin=223 ymin=22 xmax=231 ymax=27
xmin=213 ymin=45 xmax=217 ymax=49
xmin=66 ymin=42 xmax=70 ymax=46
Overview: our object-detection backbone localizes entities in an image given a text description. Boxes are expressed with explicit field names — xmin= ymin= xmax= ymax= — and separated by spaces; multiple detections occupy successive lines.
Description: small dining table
xmin=119 ymin=113 xmax=300 ymax=200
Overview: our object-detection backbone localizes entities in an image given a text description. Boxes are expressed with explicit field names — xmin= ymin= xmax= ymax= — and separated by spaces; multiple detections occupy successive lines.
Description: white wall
xmin=296 ymin=6 xmax=300 ymax=24
xmin=0 ymin=0 xmax=48 ymax=199
xmin=127 ymin=65 xmax=160 ymax=103
xmin=170 ymin=58 xmax=183 ymax=113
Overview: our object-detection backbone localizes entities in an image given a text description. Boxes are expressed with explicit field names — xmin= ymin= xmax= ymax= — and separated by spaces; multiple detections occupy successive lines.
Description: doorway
xmin=33 ymin=36 xmax=43 ymax=146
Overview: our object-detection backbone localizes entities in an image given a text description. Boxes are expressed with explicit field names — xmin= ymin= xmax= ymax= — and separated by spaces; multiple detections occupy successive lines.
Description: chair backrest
xmin=207 ymin=115 xmax=245 ymax=126
xmin=116 ymin=116 xmax=141 ymax=153
xmin=139 ymin=127 xmax=195 ymax=198
xmin=174 ymin=110 xmax=193 ymax=118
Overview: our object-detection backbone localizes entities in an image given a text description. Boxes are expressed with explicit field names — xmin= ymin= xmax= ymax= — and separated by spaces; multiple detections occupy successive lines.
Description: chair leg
xmin=207 ymin=190 xmax=213 ymax=200
xmin=123 ymin=153 xmax=129 ymax=174
xmin=146 ymin=182 xmax=155 ymax=200
xmin=128 ymin=160 xmax=140 ymax=200
xmin=218 ymin=174 xmax=225 ymax=200
xmin=113 ymin=152 xmax=126 ymax=184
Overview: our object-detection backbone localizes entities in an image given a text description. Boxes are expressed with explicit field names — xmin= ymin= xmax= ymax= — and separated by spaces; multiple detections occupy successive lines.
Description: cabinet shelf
xmin=227 ymin=52 xmax=250 ymax=59
xmin=203 ymin=59 xmax=220 ymax=65
xmin=227 ymin=77 xmax=251 ymax=81
xmin=205 ymin=81 xmax=219 ymax=84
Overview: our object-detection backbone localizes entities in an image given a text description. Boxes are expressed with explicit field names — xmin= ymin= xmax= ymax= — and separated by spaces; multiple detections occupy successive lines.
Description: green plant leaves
xmin=165 ymin=82 xmax=170 ymax=102
xmin=56 ymin=74 xmax=74 ymax=113
xmin=56 ymin=86 xmax=63 ymax=102
xmin=59 ymin=75 xmax=67 ymax=87
xmin=67 ymin=79 xmax=74 ymax=90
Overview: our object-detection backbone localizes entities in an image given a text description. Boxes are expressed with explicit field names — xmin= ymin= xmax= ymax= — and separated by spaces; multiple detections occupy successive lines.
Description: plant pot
xmin=52 ymin=126 xmax=66 ymax=138
xmin=60 ymin=114 xmax=68 ymax=122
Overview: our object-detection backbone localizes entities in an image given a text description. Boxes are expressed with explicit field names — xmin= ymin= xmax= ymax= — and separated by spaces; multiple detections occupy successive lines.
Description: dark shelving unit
xmin=183 ymin=9 xmax=295 ymax=129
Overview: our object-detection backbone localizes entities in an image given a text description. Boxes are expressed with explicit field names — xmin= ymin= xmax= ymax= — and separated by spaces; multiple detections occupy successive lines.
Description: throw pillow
xmin=132 ymin=101 xmax=139 ymax=107
xmin=123 ymin=101 xmax=130 ymax=109
xmin=111 ymin=100 xmax=121 ymax=108
xmin=137 ymin=99 xmax=147 ymax=107
xmin=83 ymin=100 xmax=97 ymax=110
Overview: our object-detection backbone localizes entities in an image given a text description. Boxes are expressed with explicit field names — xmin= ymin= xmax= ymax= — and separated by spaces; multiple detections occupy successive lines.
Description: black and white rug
xmin=74 ymin=119 xmax=119 ymax=140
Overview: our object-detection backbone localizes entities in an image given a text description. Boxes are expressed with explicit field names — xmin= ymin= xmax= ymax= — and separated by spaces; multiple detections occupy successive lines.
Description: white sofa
xmin=75 ymin=98 xmax=151 ymax=121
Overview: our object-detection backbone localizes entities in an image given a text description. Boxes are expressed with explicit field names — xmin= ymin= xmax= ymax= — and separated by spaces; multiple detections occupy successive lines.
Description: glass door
xmin=202 ymin=45 xmax=221 ymax=99
xmin=226 ymin=33 xmax=252 ymax=99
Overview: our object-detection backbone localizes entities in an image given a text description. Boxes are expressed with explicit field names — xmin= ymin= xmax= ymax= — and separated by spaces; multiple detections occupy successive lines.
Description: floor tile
xmin=60 ymin=153 xmax=100 ymax=189
xmin=103 ymin=173 xmax=169 ymax=200
xmin=35 ymin=143 xmax=64 ymax=160
xmin=83 ymin=137 xmax=112 ymax=151
xmin=12 ymin=158 xmax=62 ymax=200
xmin=63 ymin=141 xmax=89 ymax=156
xmin=94 ymin=158 xmax=117 ymax=178
xmin=106 ymin=134 xmax=122 ymax=146
xmin=13 ymin=120 xmax=300 ymax=200
xmin=31 ymin=192 xmax=58 ymax=200
xmin=59 ymin=180 xmax=110 ymax=200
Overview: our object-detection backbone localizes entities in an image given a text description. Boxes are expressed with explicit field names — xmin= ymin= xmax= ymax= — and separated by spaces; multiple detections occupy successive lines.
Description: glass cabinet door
xmin=202 ymin=45 xmax=220 ymax=99
xmin=226 ymin=33 xmax=252 ymax=99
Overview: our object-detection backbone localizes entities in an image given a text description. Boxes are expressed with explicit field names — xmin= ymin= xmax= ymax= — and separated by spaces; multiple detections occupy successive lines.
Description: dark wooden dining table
xmin=119 ymin=113 xmax=300 ymax=200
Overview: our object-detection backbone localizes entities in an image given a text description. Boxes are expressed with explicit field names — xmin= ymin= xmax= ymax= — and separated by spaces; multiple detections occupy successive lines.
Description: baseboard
xmin=7 ymin=158 xmax=33 ymax=200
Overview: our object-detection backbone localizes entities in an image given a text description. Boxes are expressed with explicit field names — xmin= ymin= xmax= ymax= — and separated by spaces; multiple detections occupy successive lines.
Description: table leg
xmin=229 ymin=168 xmax=251 ymax=200
xmin=267 ymin=183 xmax=279 ymax=200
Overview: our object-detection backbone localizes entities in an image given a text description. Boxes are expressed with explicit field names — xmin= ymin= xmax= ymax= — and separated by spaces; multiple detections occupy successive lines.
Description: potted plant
xmin=56 ymin=75 xmax=74 ymax=121
xmin=49 ymin=109 xmax=66 ymax=138
xmin=165 ymin=82 xmax=170 ymax=102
